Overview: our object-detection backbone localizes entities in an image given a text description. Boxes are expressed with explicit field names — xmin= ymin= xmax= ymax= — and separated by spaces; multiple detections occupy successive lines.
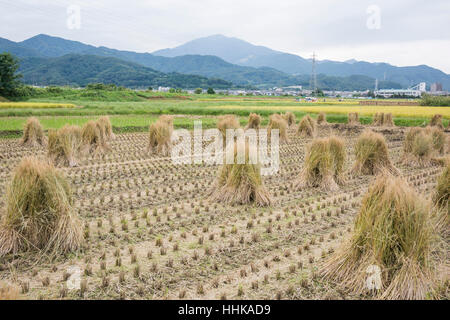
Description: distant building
xmin=430 ymin=82 xmax=443 ymax=92
xmin=284 ymin=85 xmax=302 ymax=90
xmin=375 ymin=82 xmax=426 ymax=98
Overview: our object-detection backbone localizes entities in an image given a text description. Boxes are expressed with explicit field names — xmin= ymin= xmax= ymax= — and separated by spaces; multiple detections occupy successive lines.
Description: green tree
xmin=313 ymin=88 xmax=324 ymax=97
xmin=194 ymin=88 xmax=202 ymax=94
xmin=207 ymin=87 xmax=215 ymax=94
xmin=148 ymin=86 xmax=153 ymax=91
xmin=0 ymin=53 xmax=22 ymax=97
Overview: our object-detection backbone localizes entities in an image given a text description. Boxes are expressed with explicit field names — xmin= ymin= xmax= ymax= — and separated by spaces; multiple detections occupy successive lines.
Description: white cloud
xmin=0 ymin=0 xmax=449 ymax=72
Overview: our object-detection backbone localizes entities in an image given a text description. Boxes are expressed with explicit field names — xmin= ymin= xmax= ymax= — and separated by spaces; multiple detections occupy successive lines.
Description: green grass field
xmin=0 ymin=90 xmax=447 ymax=138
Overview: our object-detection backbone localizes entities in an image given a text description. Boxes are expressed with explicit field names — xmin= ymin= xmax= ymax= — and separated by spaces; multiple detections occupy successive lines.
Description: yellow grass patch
xmin=0 ymin=102 xmax=76 ymax=109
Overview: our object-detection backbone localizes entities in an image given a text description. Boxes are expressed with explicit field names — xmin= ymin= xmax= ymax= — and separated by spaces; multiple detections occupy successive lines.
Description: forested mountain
xmin=0 ymin=34 xmax=437 ymax=90
xmin=18 ymin=54 xmax=232 ymax=88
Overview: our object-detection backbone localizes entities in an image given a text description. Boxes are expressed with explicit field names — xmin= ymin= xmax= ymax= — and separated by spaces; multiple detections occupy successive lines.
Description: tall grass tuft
xmin=295 ymin=136 xmax=346 ymax=191
xmin=321 ymin=174 xmax=440 ymax=299
xmin=0 ymin=157 xmax=83 ymax=257
xmin=352 ymin=130 xmax=397 ymax=175
xmin=21 ymin=117 xmax=45 ymax=147
xmin=210 ymin=142 xmax=271 ymax=206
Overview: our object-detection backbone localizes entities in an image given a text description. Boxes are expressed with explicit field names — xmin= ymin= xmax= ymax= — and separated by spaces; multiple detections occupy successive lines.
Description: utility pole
xmin=309 ymin=52 xmax=317 ymax=95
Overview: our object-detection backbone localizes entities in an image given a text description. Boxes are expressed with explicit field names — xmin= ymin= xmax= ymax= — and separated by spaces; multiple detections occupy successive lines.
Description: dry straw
xmin=97 ymin=116 xmax=115 ymax=140
xmin=321 ymin=174 xmax=441 ymax=299
xmin=383 ymin=113 xmax=395 ymax=126
xmin=210 ymin=142 xmax=271 ymax=206
xmin=433 ymin=161 xmax=449 ymax=210
xmin=372 ymin=113 xmax=394 ymax=127
xmin=21 ymin=117 xmax=45 ymax=147
xmin=295 ymin=136 xmax=346 ymax=191
xmin=217 ymin=115 xmax=240 ymax=140
xmin=348 ymin=112 xmax=360 ymax=125
xmin=81 ymin=120 xmax=110 ymax=155
xmin=402 ymin=127 xmax=446 ymax=166
xmin=352 ymin=129 xmax=398 ymax=175
xmin=372 ymin=113 xmax=382 ymax=126
xmin=268 ymin=114 xmax=288 ymax=143
xmin=159 ymin=114 xmax=174 ymax=126
xmin=317 ymin=112 xmax=327 ymax=125
xmin=245 ymin=113 xmax=261 ymax=130
xmin=426 ymin=126 xmax=446 ymax=155
xmin=447 ymin=135 xmax=450 ymax=154
xmin=297 ymin=115 xmax=316 ymax=137
xmin=0 ymin=283 xmax=19 ymax=300
xmin=48 ymin=125 xmax=82 ymax=167
xmin=148 ymin=115 xmax=174 ymax=156
xmin=282 ymin=112 xmax=296 ymax=126
xmin=0 ymin=157 xmax=83 ymax=257
xmin=429 ymin=114 xmax=444 ymax=129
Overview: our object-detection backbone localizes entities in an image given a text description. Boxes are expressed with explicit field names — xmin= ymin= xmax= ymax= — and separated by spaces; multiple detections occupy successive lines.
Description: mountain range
xmin=1 ymin=34 xmax=449 ymax=90
xmin=154 ymin=35 xmax=450 ymax=89
xmin=18 ymin=54 xmax=232 ymax=88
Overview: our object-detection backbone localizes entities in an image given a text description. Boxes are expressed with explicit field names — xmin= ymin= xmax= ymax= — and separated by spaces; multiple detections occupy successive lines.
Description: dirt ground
xmin=0 ymin=123 xmax=447 ymax=300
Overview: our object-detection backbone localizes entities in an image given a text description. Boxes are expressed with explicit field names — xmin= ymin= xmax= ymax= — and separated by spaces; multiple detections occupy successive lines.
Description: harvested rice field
xmin=0 ymin=118 xmax=448 ymax=300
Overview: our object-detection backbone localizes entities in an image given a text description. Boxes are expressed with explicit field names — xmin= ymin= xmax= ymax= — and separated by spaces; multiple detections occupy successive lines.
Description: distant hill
xmin=19 ymin=34 xmax=94 ymax=57
xmin=153 ymin=34 xmax=311 ymax=74
xmin=18 ymin=54 xmax=232 ymax=88
xmin=0 ymin=37 xmax=43 ymax=58
xmin=154 ymin=34 xmax=450 ymax=89
xmin=139 ymin=54 xmax=299 ymax=86
xmin=0 ymin=34 xmax=433 ymax=90
xmin=4 ymin=35 xmax=296 ymax=87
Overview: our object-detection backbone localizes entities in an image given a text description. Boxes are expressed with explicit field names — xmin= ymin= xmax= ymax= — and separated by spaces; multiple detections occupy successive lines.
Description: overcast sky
xmin=1 ymin=0 xmax=449 ymax=73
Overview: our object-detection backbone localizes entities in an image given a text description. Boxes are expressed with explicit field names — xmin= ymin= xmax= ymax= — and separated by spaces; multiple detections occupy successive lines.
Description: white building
xmin=375 ymin=82 xmax=426 ymax=98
